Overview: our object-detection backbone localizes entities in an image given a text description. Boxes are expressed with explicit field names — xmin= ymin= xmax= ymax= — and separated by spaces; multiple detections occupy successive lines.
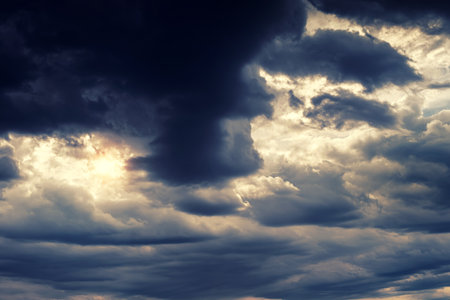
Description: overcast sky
xmin=1 ymin=1 xmax=450 ymax=299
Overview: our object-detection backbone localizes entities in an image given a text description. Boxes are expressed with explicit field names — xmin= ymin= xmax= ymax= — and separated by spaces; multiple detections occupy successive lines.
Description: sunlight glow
xmin=4 ymin=133 xmax=148 ymax=203
xmin=91 ymin=155 xmax=124 ymax=178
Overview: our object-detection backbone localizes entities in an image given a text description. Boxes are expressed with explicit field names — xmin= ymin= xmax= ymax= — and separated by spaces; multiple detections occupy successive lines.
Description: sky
xmin=1 ymin=0 xmax=450 ymax=299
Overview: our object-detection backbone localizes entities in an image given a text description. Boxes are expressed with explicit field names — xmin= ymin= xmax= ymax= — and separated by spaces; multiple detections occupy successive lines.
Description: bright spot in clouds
xmin=3 ymin=133 xmax=143 ymax=202
xmin=91 ymin=153 xmax=125 ymax=178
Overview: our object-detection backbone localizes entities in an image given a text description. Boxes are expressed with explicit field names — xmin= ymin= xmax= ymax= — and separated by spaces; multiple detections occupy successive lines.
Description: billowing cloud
xmin=0 ymin=0 xmax=306 ymax=185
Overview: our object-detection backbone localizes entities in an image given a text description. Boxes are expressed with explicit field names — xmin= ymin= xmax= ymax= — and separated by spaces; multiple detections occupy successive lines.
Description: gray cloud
xmin=0 ymin=0 xmax=307 ymax=185
xmin=311 ymin=0 xmax=450 ymax=35
xmin=289 ymin=90 xmax=304 ymax=108
xmin=2 ymin=228 xmax=450 ymax=299
xmin=336 ymin=114 xmax=450 ymax=232
xmin=246 ymin=163 xmax=361 ymax=227
xmin=428 ymin=82 xmax=450 ymax=89
xmin=0 ymin=183 xmax=212 ymax=245
xmin=1 ymin=1 xmax=450 ymax=299
xmin=0 ymin=156 xmax=19 ymax=181
xmin=258 ymin=29 xmax=421 ymax=91
xmin=305 ymin=91 xmax=396 ymax=129
xmin=174 ymin=195 xmax=242 ymax=216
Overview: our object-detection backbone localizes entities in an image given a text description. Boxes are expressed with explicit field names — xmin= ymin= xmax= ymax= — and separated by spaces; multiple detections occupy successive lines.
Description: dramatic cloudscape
xmin=1 ymin=1 xmax=450 ymax=299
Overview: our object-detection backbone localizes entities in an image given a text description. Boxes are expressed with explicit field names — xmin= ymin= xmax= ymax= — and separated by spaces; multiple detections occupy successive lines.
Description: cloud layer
xmin=1 ymin=1 xmax=450 ymax=300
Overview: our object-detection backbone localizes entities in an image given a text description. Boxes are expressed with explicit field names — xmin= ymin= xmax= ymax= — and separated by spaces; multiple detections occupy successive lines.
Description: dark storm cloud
xmin=3 ymin=1 xmax=450 ymax=300
xmin=0 ymin=24 xmax=35 ymax=91
xmin=258 ymin=29 xmax=421 ymax=91
xmin=0 ymin=23 xmax=108 ymax=134
xmin=129 ymin=117 xmax=264 ymax=185
xmin=0 ymin=90 xmax=108 ymax=134
xmin=305 ymin=91 xmax=396 ymax=128
xmin=310 ymin=0 xmax=450 ymax=35
xmin=129 ymin=237 xmax=306 ymax=300
xmin=0 ymin=0 xmax=306 ymax=185
xmin=0 ymin=234 xmax=309 ymax=300
xmin=3 ymin=228 xmax=450 ymax=300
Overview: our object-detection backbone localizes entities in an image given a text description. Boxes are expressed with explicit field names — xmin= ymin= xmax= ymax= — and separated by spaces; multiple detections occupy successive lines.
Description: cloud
xmin=310 ymin=0 xmax=450 ymax=35
xmin=0 ymin=232 xmax=309 ymax=300
xmin=242 ymin=164 xmax=361 ymax=227
xmin=0 ymin=181 xmax=212 ymax=245
xmin=305 ymin=90 xmax=396 ymax=128
xmin=172 ymin=186 xmax=246 ymax=216
xmin=0 ymin=278 xmax=69 ymax=300
xmin=0 ymin=0 xmax=306 ymax=185
xmin=129 ymin=118 xmax=264 ymax=185
xmin=0 ymin=156 xmax=19 ymax=181
xmin=3 ymin=227 xmax=450 ymax=300
xmin=0 ymin=21 xmax=108 ymax=134
xmin=288 ymin=90 xmax=304 ymax=108
xmin=250 ymin=193 xmax=359 ymax=227
xmin=2 ymin=1 xmax=450 ymax=300
xmin=0 ymin=24 xmax=35 ymax=92
xmin=250 ymin=53 xmax=450 ymax=235
xmin=174 ymin=197 xmax=239 ymax=216
xmin=428 ymin=82 xmax=450 ymax=89
xmin=258 ymin=29 xmax=421 ymax=91
xmin=335 ymin=114 xmax=450 ymax=232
